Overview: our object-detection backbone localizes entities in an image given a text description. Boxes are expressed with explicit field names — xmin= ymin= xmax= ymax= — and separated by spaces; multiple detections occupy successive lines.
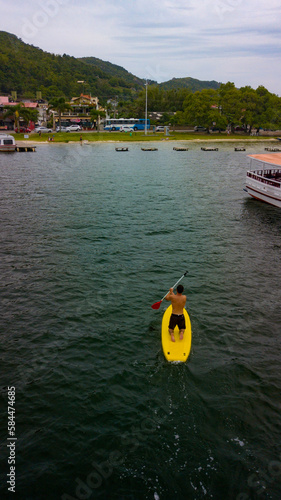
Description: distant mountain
xmin=159 ymin=77 xmax=221 ymax=92
xmin=0 ymin=31 xmax=221 ymax=104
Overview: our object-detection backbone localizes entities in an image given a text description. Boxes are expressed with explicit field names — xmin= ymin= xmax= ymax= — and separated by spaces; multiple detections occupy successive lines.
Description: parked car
xmin=156 ymin=126 xmax=165 ymax=132
xmin=210 ymin=126 xmax=225 ymax=132
xmin=119 ymin=125 xmax=134 ymax=132
xmin=56 ymin=126 xmax=67 ymax=132
xmin=15 ymin=126 xmax=31 ymax=133
xmin=194 ymin=126 xmax=207 ymax=132
xmin=66 ymin=124 xmax=82 ymax=132
xmin=35 ymin=126 xmax=53 ymax=133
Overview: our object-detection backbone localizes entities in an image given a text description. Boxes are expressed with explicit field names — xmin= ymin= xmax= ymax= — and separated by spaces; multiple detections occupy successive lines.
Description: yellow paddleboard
xmin=161 ymin=305 xmax=192 ymax=362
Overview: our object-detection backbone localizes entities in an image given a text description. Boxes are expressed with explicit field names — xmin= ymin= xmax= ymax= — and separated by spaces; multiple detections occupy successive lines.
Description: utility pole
xmin=145 ymin=79 xmax=148 ymax=135
xmin=113 ymin=96 xmax=118 ymax=119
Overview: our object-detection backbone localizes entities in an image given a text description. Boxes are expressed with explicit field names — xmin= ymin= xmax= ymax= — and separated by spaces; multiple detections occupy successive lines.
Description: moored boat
xmin=141 ymin=147 xmax=158 ymax=151
xmin=0 ymin=133 xmax=16 ymax=152
xmin=201 ymin=147 xmax=218 ymax=151
xmin=245 ymin=153 xmax=281 ymax=207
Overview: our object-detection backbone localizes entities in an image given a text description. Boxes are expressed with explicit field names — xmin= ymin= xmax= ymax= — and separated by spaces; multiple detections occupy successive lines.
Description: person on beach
xmin=165 ymin=285 xmax=186 ymax=342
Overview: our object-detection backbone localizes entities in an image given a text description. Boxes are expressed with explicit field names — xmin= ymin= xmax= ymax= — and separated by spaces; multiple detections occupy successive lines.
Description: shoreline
xmin=15 ymin=137 xmax=280 ymax=145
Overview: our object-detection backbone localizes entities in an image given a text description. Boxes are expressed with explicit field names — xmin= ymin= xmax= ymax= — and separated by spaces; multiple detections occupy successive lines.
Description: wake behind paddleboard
xmin=161 ymin=304 xmax=192 ymax=362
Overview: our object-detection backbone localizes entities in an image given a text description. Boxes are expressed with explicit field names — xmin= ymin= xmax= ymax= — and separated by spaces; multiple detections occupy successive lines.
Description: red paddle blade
xmin=151 ymin=300 xmax=162 ymax=310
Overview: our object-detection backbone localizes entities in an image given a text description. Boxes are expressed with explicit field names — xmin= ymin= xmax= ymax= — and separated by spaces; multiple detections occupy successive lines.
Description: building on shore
xmin=0 ymin=93 xmax=106 ymax=131
xmin=0 ymin=96 xmax=44 ymax=130
xmin=51 ymin=94 xmax=104 ymax=130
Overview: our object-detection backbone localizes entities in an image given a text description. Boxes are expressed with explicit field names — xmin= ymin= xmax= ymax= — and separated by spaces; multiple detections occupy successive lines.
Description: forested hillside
xmin=159 ymin=77 xmax=221 ymax=92
xmin=0 ymin=31 xmax=143 ymax=103
xmin=0 ymin=31 xmax=220 ymax=104
xmin=78 ymin=56 xmax=146 ymax=87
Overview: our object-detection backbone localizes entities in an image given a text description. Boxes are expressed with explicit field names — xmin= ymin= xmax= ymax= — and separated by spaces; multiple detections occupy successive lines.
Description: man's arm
xmin=164 ymin=288 xmax=174 ymax=301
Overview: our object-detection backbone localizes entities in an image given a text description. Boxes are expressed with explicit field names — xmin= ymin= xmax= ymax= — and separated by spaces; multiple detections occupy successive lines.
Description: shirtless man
xmin=165 ymin=284 xmax=186 ymax=342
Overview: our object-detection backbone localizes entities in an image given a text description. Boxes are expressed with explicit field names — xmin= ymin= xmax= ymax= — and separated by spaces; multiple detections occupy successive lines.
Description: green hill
xmin=0 ymin=31 xmax=143 ymax=103
xmin=159 ymin=77 xmax=221 ymax=92
xmin=78 ymin=56 xmax=146 ymax=87
xmin=0 ymin=31 xmax=221 ymax=105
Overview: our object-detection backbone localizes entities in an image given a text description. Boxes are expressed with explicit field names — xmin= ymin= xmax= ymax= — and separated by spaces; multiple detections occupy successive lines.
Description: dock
xmin=201 ymin=147 xmax=218 ymax=151
xmin=16 ymin=146 xmax=36 ymax=152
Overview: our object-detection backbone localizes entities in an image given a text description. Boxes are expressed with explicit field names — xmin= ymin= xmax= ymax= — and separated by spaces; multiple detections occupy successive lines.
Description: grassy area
xmin=14 ymin=131 xmax=279 ymax=143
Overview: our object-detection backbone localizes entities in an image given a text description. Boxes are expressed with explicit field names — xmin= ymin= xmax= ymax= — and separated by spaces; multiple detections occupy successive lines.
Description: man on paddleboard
xmin=165 ymin=285 xmax=186 ymax=342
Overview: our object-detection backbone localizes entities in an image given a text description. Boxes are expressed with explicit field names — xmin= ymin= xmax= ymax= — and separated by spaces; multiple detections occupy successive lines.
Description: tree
xmin=20 ymin=107 xmax=39 ymax=127
xmin=209 ymin=108 xmax=228 ymax=132
xmin=3 ymin=103 xmax=25 ymax=129
xmin=255 ymin=87 xmax=281 ymax=131
xmin=47 ymin=96 xmax=72 ymax=130
xmin=183 ymin=89 xmax=219 ymax=131
xmin=237 ymin=86 xmax=260 ymax=133
xmin=217 ymin=83 xmax=244 ymax=133
xmin=173 ymin=110 xmax=185 ymax=126
xmin=90 ymin=108 xmax=106 ymax=131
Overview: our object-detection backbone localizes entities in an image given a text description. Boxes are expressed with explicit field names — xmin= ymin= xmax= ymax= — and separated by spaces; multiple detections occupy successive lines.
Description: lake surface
xmin=1 ymin=141 xmax=281 ymax=500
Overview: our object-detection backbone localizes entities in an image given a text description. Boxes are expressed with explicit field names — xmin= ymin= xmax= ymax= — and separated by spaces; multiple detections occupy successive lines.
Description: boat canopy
xmin=248 ymin=153 xmax=281 ymax=167
xmin=0 ymin=134 xmax=16 ymax=144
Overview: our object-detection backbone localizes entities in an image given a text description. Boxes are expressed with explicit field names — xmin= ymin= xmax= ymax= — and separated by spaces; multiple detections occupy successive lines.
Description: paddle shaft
xmin=160 ymin=271 xmax=188 ymax=302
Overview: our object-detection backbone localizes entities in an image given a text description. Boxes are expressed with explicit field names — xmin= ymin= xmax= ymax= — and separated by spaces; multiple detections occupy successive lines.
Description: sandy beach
xmin=14 ymin=137 xmax=280 ymax=145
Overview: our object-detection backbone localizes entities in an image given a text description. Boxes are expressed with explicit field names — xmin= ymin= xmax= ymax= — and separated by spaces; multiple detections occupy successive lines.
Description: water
xmin=1 ymin=141 xmax=281 ymax=500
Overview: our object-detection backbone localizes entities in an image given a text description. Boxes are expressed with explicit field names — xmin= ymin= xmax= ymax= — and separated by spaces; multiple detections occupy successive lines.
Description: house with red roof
xmin=0 ymin=97 xmax=41 ymax=130
xmin=51 ymin=94 xmax=103 ymax=129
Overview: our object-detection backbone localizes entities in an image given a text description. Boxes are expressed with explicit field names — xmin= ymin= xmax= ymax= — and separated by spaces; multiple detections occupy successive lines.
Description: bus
xmin=104 ymin=118 xmax=150 ymax=131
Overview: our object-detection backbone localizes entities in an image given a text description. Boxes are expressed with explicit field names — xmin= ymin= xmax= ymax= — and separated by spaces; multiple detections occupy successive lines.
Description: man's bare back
xmin=165 ymin=285 xmax=186 ymax=341
xmin=166 ymin=288 xmax=186 ymax=314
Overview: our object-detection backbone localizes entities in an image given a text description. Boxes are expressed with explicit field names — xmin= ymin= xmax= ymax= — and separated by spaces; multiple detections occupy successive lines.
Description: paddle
xmin=151 ymin=271 xmax=188 ymax=309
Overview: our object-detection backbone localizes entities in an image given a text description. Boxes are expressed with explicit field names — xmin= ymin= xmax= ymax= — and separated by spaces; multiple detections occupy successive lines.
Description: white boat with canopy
xmin=0 ymin=133 xmax=16 ymax=152
xmin=245 ymin=153 xmax=281 ymax=208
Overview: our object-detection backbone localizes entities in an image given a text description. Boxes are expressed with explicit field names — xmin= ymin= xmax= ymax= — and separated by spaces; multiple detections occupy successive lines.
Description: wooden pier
xmin=141 ymin=147 xmax=158 ymax=151
xmin=16 ymin=146 xmax=36 ymax=152
xmin=201 ymin=147 xmax=218 ymax=151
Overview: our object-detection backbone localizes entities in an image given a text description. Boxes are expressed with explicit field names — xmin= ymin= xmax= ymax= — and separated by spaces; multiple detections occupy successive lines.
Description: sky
xmin=1 ymin=0 xmax=281 ymax=95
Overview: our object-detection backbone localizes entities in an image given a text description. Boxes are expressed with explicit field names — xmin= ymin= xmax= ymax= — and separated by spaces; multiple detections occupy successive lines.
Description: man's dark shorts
xmin=169 ymin=313 xmax=186 ymax=331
